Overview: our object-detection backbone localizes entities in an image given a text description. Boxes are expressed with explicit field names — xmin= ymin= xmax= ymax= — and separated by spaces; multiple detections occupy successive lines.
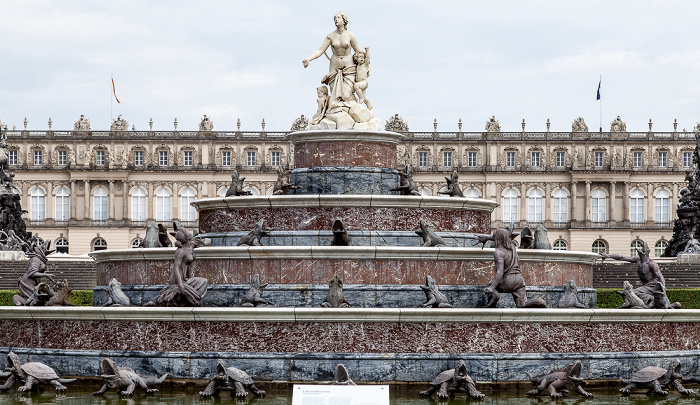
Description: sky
xmin=0 ymin=1 xmax=698 ymax=133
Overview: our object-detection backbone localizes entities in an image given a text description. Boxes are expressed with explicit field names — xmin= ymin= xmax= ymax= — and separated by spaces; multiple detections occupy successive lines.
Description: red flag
xmin=112 ymin=78 xmax=121 ymax=104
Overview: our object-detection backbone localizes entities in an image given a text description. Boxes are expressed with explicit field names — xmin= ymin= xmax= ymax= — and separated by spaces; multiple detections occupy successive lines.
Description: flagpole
xmin=599 ymin=75 xmax=602 ymax=133
xmin=110 ymin=74 xmax=113 ymax=122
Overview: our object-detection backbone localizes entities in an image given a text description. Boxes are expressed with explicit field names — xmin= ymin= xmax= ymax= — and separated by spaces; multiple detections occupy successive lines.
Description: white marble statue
xmin=302 ymin=12 xmax=380 ymax=131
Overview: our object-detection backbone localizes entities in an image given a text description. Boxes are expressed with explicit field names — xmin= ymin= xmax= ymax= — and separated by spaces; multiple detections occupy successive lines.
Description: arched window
xmin=630 ymin=189 xmax=645 ymax=223
xmin=503 ymin=189 xmax=518 ymax=223
xmin=528 ymin=189 xmax=543 ymax=223
xmin=131 ymin=187 xmax=147 ymax=222
xmin=655 ymin=240 xmax=668 ymax=257
xmin=30 ymin=188 xmax=45 ymax=221
xmin=155 ymin=188 xmax=171 ymax=221
xmin=465 ymin=189 xmax=481 ymax=198
xmin=631 ymin=239 xmax=645 ymax=257
xmin=131 ymin=238 xmax=143 ymax=248
xmin=592 ymin=239 xmax=607 ymax=254
xmin=92 ymin=237 xmax=107 ymax=251
xmin=93 ymin=187 xmax=108 ymax=221
xmin=553 ymin=240 xmax=568 ymax=250
xmin=55 ymin=237 xmax=68 ymax=254
xmin=419 ymin=189 xmax=431 ymax=197
xmin=552 ymin=189 xmax=568 ymax=224
xmin=181 ymin=187 xmax=196 ymax=222
xmin=591 ymin=189 xmax=607 ymax=223
xmin=655 ymin=189 xmax=670 ymax=224
xmin=55 ymin=187 xmax=70 ymax=222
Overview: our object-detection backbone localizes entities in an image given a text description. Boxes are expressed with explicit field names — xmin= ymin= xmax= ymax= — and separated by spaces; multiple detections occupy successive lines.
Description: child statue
xmin=353 ymin=46 xmax=371 ymax=110
xmin=310 ymin=86 xmax=329 ymax=126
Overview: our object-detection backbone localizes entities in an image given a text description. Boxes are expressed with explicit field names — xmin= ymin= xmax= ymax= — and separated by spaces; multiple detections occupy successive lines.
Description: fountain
xmin=2 ymin=11 xmax=699 ymax=395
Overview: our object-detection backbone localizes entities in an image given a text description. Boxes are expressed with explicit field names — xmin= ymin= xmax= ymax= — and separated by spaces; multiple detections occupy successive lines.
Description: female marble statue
xmin=303 ymin=11 xmax=362 ymax=106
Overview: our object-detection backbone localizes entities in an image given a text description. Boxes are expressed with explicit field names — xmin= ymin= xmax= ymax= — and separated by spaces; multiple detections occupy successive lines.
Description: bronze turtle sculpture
xmin=620 ymin=360 xmax=693 ymax=396
xmin=93 ymin=358 xmax=167 ymax=396
xmin=199 ymin=359 xmax=265 ymax=398
xmin=0 ymin=352 xmax=76 ymax=393
xmin=526 ymin=360 xmax=592 ymax=398
xmin=419 ymin=360 xmax=484 ymax=400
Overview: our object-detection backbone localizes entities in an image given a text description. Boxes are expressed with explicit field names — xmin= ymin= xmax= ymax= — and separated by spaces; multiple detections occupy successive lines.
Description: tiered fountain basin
xmin=3 ymin=307 xmax=700 ymax=383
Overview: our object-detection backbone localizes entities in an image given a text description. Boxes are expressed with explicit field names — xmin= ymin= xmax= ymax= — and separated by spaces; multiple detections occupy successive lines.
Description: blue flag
xmin=596 ymin=78 xmax=601 ymax=100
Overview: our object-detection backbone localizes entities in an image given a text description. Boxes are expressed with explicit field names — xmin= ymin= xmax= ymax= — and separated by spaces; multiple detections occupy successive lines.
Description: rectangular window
xmin=134 ymin=151 xmax=144 ymax=166
xmin=633 ymin=151 xmax=643 ymax=168
xmin=33 ymin=150 xmax=42 ymax=166
xmin=271 ymin=151 xmax=281 ymax=167
xmin=159 ymin=151 xmax=168 ymax=166
xmin=96 ymin=150 xmax=105 ymax=166
xmin=556 ymin=151 xmax=566 ymax=167
xmin=506 ymin=151 xmax=516 ymax=167
xmin=594 ymin=151 xmax=604 ymax=167
xmin=418 ymin=152 xmax=428 ymax=167
xmin=531 ymin=151 xmax=541 ymax=167
xmin=58 ymin=150 xmax=67 ymax=166
xmin=8 ymin=150 xmax=17 ymax=166
xmin=658 ymin=151 xmax=668 ymax=167
xmin=222 ymin=151 xmax=232 ymax=166
xmin=467 ymin=151 xmax=477 ymax=167
xmin=183 ymin=150 xmax=193 ymax=166
xmin=442 ymin=151 xmax=452 ymax=167
xmin=684 ymin=151 xmax=693 ymax=168
xmin=246 ymin=151 xmax=256 ymax=166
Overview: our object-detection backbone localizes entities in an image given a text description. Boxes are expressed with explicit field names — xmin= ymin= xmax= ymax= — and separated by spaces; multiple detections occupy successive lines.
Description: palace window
xmin=271 ymin=151 xmax=281 ymax=167
xmin=134 ymin=150 xmax=144 ymax=166
xmin=183 ymin=150 xmax=193 ymax=166
xmin=633 ymin=151 xmax=643 ymax=168
xmin=131 ymin=187 xmax=147 ymax=222
xmin=629 ymin=189 xmax=645 ymax=223
xmin=93 ymin=187 xmax=108 ymax=221
xmin=181 ymin=187 xmax=196 ymax=222
xmin=658 ymin=151 xmax=668 ymax=167
xmin=467 ymin=151 xmax=477 ymax=167
xmin=631 ymin=239 xmax=644 ymax=257
xmin=55 ymin=187 xmax=70 ymax=221
xmin=503 ymin=189 xmax=518 ymax=223
xmin=591 ymin=189 xmax=607 ymax=223
xmin=555 ymin=151 xmax=566 ymax=167
xmin=155 ymin=188 xmax=171 ymax=221
xmin=58 ymin=150 xmax=67 ymax=166
xmin=158 ymin=151 xmax=168 ymax=166
xmin=683 ymin=151 xmax=693 ymax=168
xmin=553 ymin=240 xmax=568 ymax=251
xmin=594 ymin=151 xmax=604 ymax=167
xmin=528 ymin=189 xmax=543 ymax=223
xmin=442 ymin=151 xmax=452 ymax=167
xmin=246 ymin=151 xmax=256 ymax=166
xmin=552 ymin=189 xmax=568 ymax=223
xmin=33 ymin=150 xmax=43 ymax=166
xmin=30 ymin=188 xmax=45 ymax=221
xmin=96 ymin=150 xmax=105 ymax=166
xmin=55 ymin=237 xmax=68 ymax=254
xmin=465 ymin=188 xmax=480 ymax=198
xmin=418 ymin=151 xmax=428 ymax=167
xmin=506 ymin=151 xmax=516 ymax=167
xmin=655 ymin=240 xmax=668 ymax=257
xmin=92 ymin=237 xmax=107 ymax=251
xmin=8 ymin=150 xmax=17 ymax=166
xmin=655 ymin=189 xmax=670 ymax=224
xmin=531 ymin=151 xmax=541 ymax=167
xmin=592 ymin=239 xmax=607 ymax=254
xmin=222 ymin=151 xmax=232 ymax=166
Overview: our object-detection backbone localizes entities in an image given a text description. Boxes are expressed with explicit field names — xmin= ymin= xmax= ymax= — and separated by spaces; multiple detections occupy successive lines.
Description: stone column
xmin=122 ymin=181 xmax=128 ymax=220
xmin=172 ymin=182 xmax=179 ymax=220
xmin=70 ymin=180 xmax=76 ymax=219
xmin=108 ymin=180 xmax=115 ymax=220
xmin=520 ymin=183 xmax=527 ymax=223
xmin=585 ymin=181 xmax=591 ymax=222
xmin=544 ymin=182 xmax=551 ymax=222
xmin=647 ymin=183 xmax=654 ymax=223
xmin=571 ymin=181 xmax=577 ymax=224
xmin=609 ymin=181 xmax=616 ymax=222
xmin=84 ymin=180 xmax=90 ymax=220
xmin=672 ymin=182 xmax=679 ymax=221
xmin=623 ymin=182 xmax=630 ymax=221
xmin=148 ymin=182 xmax=154 ymax=221
xmin=46 ymin=181 xmax=54 ymax=220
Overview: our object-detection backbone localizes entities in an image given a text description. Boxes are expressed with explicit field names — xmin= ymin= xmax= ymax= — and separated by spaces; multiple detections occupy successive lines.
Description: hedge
xmin=2 ymin=289 xmax=700 ymax=308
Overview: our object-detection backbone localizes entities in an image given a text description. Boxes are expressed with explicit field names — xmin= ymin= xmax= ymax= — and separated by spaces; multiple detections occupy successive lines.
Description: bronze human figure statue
xmin=479 ymin=228 xmax=546 ymax=308
xmin=600 ymin=241 xmax=680 ymax=308
xmin=12 ymin=240 xmax=55 ymax=306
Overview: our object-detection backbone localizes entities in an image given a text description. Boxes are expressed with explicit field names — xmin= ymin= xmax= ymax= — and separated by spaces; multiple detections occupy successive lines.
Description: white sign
xmin=292 ymin=384 xmax=390 ymax=405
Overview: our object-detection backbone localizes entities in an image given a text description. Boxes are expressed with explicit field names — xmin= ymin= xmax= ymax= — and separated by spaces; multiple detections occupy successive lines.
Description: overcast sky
xmin=1 ymin=1 xmax=698 ymax=132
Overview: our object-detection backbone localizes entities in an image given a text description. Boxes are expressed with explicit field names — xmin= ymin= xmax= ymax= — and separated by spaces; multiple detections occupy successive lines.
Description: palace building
xmin=2 ymin=114 xmax=696 ymax=256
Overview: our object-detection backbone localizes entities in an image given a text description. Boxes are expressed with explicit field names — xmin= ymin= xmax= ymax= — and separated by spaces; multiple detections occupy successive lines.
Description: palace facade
xmin=2 ymin=115 xmax=696 ymax=256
